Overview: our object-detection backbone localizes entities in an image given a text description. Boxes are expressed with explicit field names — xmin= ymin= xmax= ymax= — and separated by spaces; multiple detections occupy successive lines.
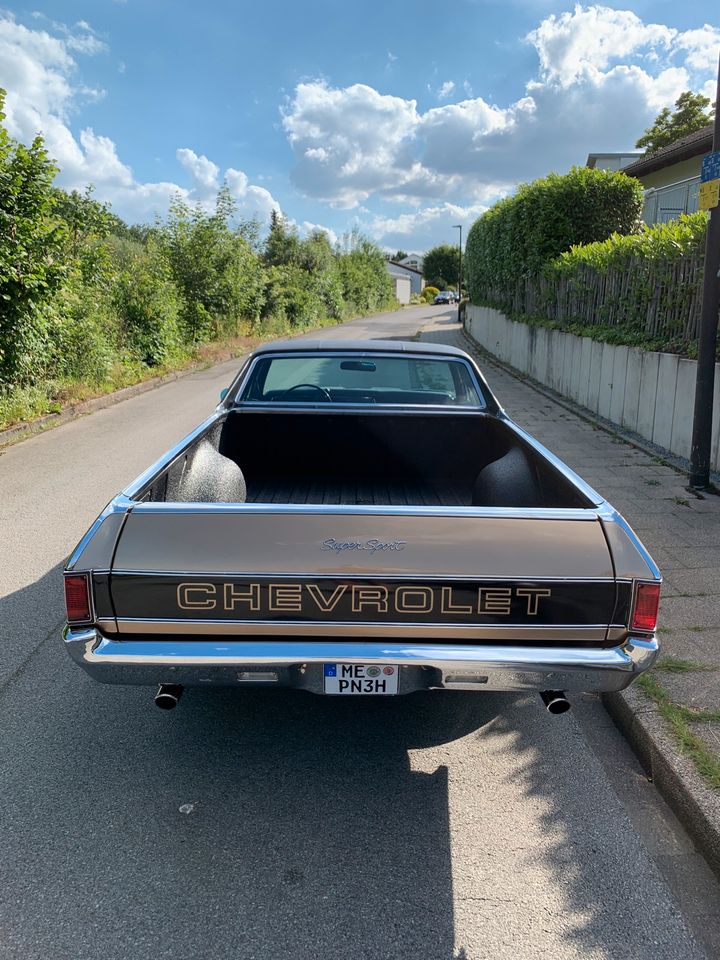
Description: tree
xmin=423 ymin=244 xmax=460 ymax=290
xmin=264 ymin=209 xmax=299 ymax=266
xmin=0 ymin=88 xmax=68 ymax=385
xmin=636 ymin=91 xmax=715 ymax=155
xmin=393 ymin=250 xmax=408 ymax=261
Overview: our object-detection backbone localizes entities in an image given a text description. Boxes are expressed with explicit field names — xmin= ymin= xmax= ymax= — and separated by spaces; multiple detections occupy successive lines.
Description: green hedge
xmin=472 ymin=213 xmax=708 ymax=352
xmin=465 ymin=166 xmax=644 ymax=300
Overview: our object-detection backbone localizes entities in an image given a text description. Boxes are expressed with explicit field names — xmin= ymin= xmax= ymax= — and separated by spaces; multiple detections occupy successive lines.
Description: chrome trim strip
xmin=126 ymin=501 xmax=601 ymax=520
xmin=229 ymin=350 xmax=489 ymax=411
xmin=610 ymin=510 xmax=662 ymax=581
xmin=122 ymin=412 xmax=223 ymax=501
xmin=502 ymin=419 xmax=605 ymax=507
xmin=66 ymin=496 xmax=133 ymax=569
xmin=111 ymin=618 xmax=610 ymax=641
xmin=63 ymin=627 xmax=658 ymax=693
xmin=109 ymin=569 xmax=629 ymax=583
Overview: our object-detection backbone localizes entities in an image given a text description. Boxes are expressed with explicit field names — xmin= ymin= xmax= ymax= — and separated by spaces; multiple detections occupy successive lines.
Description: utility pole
xmin=453 ymin=224 xmax=462 ymax=325
xmin=689 ymin=51 xmax=720 ymax=489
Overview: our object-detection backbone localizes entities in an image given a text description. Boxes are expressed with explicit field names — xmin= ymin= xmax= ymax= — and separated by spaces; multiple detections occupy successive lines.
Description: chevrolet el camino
xmin=63 ymin=340 xmax=661 ymax=712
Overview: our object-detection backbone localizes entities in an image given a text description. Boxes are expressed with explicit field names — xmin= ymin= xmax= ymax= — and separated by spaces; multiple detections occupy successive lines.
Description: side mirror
xmin=220 ymin=388 xmax=229 ymax=402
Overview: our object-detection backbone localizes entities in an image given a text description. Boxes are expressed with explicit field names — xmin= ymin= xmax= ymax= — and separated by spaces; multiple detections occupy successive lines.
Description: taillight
xmin=64 ymin=574 xmax=91 ymax=623
xmin=631 ymin=582 xmax=661 ymax=633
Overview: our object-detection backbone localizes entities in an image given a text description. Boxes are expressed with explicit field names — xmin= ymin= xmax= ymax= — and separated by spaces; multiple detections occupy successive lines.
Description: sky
xmin=0 ymin=1 xmax=718 ymax=253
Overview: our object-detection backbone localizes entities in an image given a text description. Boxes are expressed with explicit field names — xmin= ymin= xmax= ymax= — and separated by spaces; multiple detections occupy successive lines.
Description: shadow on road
xmin=0 ymin=569 xmax=701 ymax=960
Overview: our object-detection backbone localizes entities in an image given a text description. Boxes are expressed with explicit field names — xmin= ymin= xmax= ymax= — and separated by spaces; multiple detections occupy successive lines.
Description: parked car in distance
xmin=63 ymin=339 xmax=661 ymax=712
xmin=434 ymin=291 xmax=458 ymax=304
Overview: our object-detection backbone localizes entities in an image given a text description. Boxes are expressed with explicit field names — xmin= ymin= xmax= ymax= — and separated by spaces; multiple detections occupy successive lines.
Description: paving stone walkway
xmin=421 ymin=315 xmax=720 ymax=804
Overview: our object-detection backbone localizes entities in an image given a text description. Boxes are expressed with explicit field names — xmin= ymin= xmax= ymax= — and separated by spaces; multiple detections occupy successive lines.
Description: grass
xmin=638 ymin=672 xmax=720 ymax=790
xmin=657 ymin=655 xmax=718 ymax=674
xmin=0 ymin=316 xmax=340 ymax=435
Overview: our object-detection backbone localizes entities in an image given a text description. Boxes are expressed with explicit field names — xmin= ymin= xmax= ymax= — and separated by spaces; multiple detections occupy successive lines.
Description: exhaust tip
xmin=155 ymin=684 xmax=183 ymax=710
xmin=540 ymin=690 xmax=570 ymax=715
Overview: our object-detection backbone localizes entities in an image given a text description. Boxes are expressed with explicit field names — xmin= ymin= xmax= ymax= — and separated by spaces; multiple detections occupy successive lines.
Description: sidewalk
xmin=421 ymin=315 xmax=720 ymax=875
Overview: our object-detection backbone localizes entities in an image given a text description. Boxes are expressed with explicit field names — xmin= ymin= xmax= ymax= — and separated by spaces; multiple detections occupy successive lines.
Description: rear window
xmin=240 ymin=354 xmax=484 ymax=407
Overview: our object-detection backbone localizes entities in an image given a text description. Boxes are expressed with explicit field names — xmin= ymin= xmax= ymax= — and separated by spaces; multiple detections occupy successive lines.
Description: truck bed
xmin=246 ymin=476 xmax=473 ymax=506
xmin=141 ymin=411 xmax=592 ymax=509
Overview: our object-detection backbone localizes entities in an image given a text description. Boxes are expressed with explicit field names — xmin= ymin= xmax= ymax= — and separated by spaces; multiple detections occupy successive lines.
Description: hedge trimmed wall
xmin=465 ymin=166 xmax=644 ymax=296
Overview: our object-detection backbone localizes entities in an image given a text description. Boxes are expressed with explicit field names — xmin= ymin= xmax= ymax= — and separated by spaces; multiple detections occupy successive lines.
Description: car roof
xmin=250 ymin=338 xmax=470 ymax=359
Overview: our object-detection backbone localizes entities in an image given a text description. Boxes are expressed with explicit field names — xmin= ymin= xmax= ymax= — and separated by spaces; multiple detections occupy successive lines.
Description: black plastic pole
xmin=689 ymin=53 xmax=720 ymax=489
xmin=453 ymin=224 xmax=462 ymax=324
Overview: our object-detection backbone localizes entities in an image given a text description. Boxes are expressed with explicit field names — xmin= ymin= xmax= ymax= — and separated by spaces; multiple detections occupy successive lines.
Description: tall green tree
xmin=0 ymin=89 xmax=68 ymax=385
xmin=636 ymin=91 xmax=715 ymax=155
xmin=160 ymin=186 xmax=264 ymax=342
xmin=264 ymin=209 xmax=299 ymax=266
xmin=423 ymin=244 xmax=460 ymax=290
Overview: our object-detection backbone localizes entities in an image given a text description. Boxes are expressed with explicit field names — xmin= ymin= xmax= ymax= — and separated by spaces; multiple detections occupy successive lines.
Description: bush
xmin=114 ymin=245 xmax=183 ymax=366
xmin=465 ymin=166 xmax=644 ymax=303
xmin=48 ymin=282 xmax=117 ymax=385
xmin=337 ymin=231 xmax=395 ymax=314
xmin=422 ymin=286 xmax=439 ymax=302
xmin=472 ymin=213 xmax=708 ymax=352
xmin=0 ymin=90 xmax=68 ymax=386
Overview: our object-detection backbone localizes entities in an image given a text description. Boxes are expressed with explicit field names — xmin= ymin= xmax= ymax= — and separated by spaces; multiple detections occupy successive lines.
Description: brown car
xmin=63 ymin=340 xmax=660 ymax=712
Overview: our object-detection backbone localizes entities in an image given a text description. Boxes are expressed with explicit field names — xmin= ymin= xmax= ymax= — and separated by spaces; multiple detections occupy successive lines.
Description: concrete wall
xmin=466 ymin=304 xmax=720 ymax=472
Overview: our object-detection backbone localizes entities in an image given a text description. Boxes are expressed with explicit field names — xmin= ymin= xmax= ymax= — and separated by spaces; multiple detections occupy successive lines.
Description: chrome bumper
xmin=63 ymin=627 xmax=658 ymax=694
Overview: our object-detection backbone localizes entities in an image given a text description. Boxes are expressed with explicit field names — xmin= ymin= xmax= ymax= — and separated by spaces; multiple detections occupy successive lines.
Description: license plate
xmin=323 ymin=663 xmax=399 ymax=695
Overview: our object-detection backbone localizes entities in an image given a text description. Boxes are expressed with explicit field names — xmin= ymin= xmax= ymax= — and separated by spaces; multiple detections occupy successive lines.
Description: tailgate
xmin=107 ymin=507 xmax=624 ymax=642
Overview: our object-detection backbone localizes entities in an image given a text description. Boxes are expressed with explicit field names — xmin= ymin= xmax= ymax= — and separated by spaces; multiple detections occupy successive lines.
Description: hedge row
xmin=464 ymin=165 xmax=712 ymax=354
xmin=471 ymin=213 xmax=708 ymax=352
xmin=465 ymin=166 xmax=644 ymax=298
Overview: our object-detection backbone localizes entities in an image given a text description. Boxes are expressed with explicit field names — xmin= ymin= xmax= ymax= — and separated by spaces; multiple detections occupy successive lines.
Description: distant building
xmin=385 ymin=260 xmax=425 ymax=299
xmin=398 ymin=254 xmax=424 ymax=273
xmin=586 ymin=152 xmax=642 ymax=171
xmin=621 ymin=125 xmax=714 ymax=224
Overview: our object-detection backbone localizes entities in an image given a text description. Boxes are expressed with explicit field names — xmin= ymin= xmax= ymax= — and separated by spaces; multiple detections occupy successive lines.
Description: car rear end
xmin=63 ymin=498 xmax=660 ymax=702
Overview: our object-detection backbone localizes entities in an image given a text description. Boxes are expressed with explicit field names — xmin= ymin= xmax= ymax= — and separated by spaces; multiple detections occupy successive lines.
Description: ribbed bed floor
xmin=245 ymin=477 xmax=474 ymax=506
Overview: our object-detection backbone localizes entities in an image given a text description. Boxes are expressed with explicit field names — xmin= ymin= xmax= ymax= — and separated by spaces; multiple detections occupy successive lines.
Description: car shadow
xmin=0 ymin=567 xmax=702 ymax=960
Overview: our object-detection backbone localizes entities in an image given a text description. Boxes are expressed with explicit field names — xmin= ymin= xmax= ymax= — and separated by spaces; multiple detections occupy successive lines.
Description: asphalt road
xmin=0 ymin=305 xmax=717 ymax=960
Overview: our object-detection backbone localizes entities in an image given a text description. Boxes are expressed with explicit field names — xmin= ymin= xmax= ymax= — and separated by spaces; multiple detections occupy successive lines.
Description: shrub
xmin=422 ymin=286 xmax=439 ymax=302
xmin=114 ymin=245 xmax=183 ymax=366
xmin=471 ymin=213 xmax=708 ymax=351
xmin=0 ymin=90 xmax=68 ymax=386
xmin=337 ymin=231 xmax=394 ymax=314
xmin=465 ymin=166 xmax=644 ymax=303
xmin=48 ymin=282 xmax=117 ymax=385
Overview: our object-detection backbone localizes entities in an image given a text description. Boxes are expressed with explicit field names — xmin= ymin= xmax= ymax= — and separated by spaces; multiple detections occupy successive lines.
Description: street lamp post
xmin=453 ymin=224 xmax=462 ymax=325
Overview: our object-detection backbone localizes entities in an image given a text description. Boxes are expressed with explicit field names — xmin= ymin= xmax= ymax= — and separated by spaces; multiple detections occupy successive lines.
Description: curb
xmin=459 ymin=326 xmax=720 ymax=880
xmin=604 ymin=688 xmax=720 ymax=880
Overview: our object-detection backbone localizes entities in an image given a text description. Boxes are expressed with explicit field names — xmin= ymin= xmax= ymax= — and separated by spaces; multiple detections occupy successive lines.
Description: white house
xmin=385 ymin=260 xmax=425 ymax=298
xmin=398 ymin=254 xmax=424 ymax=273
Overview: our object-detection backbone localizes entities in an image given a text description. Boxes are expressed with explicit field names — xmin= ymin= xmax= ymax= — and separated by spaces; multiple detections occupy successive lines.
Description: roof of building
xmin=622 ymin=125 xmax=714 ymax=178
xmin=386 ymin=260 xmax=423 ymax=276
xmin=586 ymin=151 xmax=642 ymax=168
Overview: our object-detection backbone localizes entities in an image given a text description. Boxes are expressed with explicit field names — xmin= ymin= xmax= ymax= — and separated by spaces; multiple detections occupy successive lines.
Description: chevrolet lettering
xmin=63 ymin=340 xmax=661 ymax=710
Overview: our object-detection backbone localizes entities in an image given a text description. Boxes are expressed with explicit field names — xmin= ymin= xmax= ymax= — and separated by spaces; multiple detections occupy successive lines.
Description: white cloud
xmin=369 ymin=200 xmax=489 ymax=244
xmin=300 ymin=221 xmax=339 ymax=246
xmin=0 ymin=13 xmax=281 ymax=225
xmin=437 ymin=80 xmax=455 ymax=100
xmin=281 ymin=4 xmax=719 ymax=225
xmin=527 ymin=5 xmax=675 ymax=86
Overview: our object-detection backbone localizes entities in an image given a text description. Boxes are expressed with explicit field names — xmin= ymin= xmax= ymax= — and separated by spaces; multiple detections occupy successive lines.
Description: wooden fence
xmin=478 ymin=251 xmax=705 ymax=345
